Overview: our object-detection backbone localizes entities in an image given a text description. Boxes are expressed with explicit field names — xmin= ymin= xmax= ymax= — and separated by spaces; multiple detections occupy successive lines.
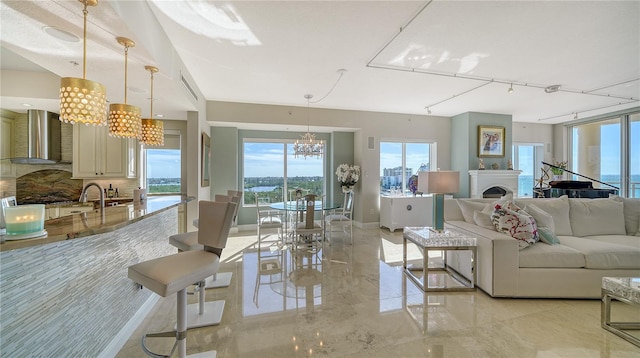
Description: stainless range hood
xmin=9 ymin=110 xmax=63 ymax=164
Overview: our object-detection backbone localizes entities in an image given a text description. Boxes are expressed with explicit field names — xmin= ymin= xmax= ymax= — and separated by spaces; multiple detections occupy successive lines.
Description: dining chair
xmin=255 ymin=193 xmax=283 ymax=250
xmin=325 ymin=191 xmax=354 ymax=245
xmin=292 ymin=194 xmax=324 ymax=252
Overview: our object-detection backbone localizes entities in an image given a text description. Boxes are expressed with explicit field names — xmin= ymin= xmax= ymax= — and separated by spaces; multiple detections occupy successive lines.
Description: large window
xmin=512 ymin=143 xmax=543 ymax=197
xmin=145 ymin=132 xmax=182 ymax=194
xmin=569 ymin=111 xmax=639 ymax=198
xmin=243 ymin=140 xmax=324 ymax=205
xmin=380 ymin=141 xmax=435 ymax=196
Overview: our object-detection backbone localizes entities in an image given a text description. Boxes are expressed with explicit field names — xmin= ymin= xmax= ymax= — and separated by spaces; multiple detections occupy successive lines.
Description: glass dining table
xmin=269 ymin=200 xmax=341 ymax=239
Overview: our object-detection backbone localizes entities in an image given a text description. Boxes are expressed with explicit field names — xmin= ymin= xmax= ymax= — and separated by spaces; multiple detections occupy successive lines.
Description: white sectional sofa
xmin=442 ymin=195 xmax=640 ymax=298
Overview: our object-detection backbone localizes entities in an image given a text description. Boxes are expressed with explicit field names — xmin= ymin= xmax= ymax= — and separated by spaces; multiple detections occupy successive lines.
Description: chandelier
xmin=59 ymin=0 xmax=107 ymax=126
xmin=140 ymin=65 xmax=164 ymax=146
xmin=108 ymin=37 xmax=142 ymax=138
xmin=294 ymin=94 xmax=324 ymax=159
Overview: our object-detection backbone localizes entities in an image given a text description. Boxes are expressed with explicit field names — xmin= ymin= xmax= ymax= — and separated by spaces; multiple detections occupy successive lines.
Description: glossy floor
xmin=117 ymin=227 xmax=640 ymax=357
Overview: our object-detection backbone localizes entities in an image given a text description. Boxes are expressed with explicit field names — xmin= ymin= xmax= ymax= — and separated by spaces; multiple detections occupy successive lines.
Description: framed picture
xmin=201 ymin=132 xmax=211 ymax=187
xmin=478 ymin=125 xmax=505 ymax=157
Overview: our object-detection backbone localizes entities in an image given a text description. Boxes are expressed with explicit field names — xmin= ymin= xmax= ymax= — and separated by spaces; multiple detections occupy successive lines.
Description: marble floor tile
xmin=116 ymin=227 xmax=640 ymax=357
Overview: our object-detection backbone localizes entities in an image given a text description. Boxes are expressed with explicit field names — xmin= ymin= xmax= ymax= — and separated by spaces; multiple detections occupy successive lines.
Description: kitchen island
xmin=0 ymin=195 xmax=193 ymax=357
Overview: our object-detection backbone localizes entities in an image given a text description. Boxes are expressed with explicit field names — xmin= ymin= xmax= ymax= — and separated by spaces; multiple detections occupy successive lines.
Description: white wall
xmin=512 ymin=121 xmax=555 ymax=164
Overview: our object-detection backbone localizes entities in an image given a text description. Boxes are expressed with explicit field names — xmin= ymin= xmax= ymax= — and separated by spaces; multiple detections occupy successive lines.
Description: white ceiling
xmin=1 ymin=0 xmax=639 ymax=126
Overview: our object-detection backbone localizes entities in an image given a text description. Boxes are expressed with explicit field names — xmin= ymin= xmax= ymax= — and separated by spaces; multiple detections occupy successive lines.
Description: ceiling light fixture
xmin=294 ymin=94 xmax=323 ymax=159
xmin=545 ymin=85 xmax=561 ymax=93
xmin=43 ymin=26 xmax=80 ymax=43
xmin=140 ymin=66 xmax=164 ymax=146
xmin=108 ymin=37 xmax=142 ymax=138
xmin=426 ymin=107 xmax=432 ymax=114
xmin=508 ymin=84 xmax=514 ymax=93
xmin=59 ymin=0 xmax=107 ymax=126
xmin=574 ymin=112 xmax=578 ymax=120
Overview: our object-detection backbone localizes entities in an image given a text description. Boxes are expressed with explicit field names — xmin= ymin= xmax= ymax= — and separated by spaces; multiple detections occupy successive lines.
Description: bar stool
xmin=128 ymin=200 xmax=236 ymax=358
xmin=168 ymin=194 xmax=232 ymax=329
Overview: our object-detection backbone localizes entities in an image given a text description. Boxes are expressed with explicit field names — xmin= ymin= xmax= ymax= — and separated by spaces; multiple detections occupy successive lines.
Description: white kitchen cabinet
xmin=72 ymin=124 xmax=137 ymax=178
xmin=0 ymin=113 xmax=16 ymax=178
xmin=379 ymin=196 xmax=433 ymax=232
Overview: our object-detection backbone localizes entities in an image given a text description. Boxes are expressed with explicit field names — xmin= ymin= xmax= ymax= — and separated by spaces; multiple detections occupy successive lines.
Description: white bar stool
xmin=128 ymin=200 xmax=236 ymax=358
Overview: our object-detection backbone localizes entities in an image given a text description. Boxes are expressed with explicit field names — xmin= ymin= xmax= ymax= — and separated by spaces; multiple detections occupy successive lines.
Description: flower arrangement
xmin=550 ymin=160 xmax=567 ymax=175
xmin=335 ymin=164 xmax=361 ymax=193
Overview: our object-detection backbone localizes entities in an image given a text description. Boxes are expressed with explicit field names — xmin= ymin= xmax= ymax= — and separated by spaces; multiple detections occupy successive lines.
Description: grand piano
xmin=536 ymin=162 xmax=619 ymax=198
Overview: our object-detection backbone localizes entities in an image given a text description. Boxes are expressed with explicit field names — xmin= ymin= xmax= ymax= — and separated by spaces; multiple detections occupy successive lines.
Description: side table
xmin=403 ymin=227 xmax=477 ymax=292
xmin=601 ymin=277 xmax=640 ymax=347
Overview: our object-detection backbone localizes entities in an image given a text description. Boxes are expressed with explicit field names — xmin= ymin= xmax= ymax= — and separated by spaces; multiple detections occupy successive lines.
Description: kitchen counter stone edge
xmin=0 ymin=195 xmax=193 ymax=252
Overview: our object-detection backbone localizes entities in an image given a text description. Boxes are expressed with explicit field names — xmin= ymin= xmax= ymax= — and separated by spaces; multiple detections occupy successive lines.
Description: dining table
xmin=269 ymin=200 xmax=341 ymax=239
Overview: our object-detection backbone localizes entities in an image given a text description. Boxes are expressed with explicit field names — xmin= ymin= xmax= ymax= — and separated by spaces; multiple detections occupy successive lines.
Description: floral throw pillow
xmin=491 ymin=203 xmax=539 ymax=250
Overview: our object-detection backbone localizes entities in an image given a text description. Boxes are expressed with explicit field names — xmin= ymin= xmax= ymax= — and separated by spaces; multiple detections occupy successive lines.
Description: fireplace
xmin=468 ymin=170 xmax=522 ymax=198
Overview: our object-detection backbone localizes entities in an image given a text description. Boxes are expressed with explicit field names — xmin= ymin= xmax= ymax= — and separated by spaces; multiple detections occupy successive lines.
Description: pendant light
xmin=293 ymin=94 xmax=324 ymax=159
xmin=140 ymin=65 xmax=164 ymax=146
xmin=59 ymin=0 xmax=107 ymax=126
xmin=108 ymin=37 xmax=142 ymax=138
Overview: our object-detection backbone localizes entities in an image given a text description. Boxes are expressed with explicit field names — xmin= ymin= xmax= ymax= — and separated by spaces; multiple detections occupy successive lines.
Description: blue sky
xmin=147 ymin=149 xmax=180 ymax=178
xmin=243 ymin=142 xmax=323 ymax=177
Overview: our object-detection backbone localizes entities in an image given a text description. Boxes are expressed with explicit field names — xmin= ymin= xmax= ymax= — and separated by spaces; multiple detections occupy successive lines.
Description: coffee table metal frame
xmin=601 ymin=277 xmax=640 ymax=347
xmin=403 ymin=227 xmax=477 ymax=292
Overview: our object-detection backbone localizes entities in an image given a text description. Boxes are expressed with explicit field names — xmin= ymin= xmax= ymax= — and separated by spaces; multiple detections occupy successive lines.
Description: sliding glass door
xmin=569 ymin=110 xmax=639 ymax=197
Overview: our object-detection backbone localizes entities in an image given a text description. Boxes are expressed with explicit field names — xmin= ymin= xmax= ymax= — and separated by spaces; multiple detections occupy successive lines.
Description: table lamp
xmin=418 ymin=170 xmax=460 ymax=232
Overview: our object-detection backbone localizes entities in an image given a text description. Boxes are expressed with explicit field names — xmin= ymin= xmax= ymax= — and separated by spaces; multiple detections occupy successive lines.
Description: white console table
xmin=380 ymin=196 xmax=433 ymax=232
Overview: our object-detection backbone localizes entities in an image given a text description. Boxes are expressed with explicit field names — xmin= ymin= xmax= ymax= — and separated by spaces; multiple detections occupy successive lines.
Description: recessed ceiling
xmin=1 ymin=0 xmax=639 ymax=125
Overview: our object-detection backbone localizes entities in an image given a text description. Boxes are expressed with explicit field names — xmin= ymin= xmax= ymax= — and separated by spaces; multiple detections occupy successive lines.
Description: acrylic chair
xmin=325 ymin=191 xmax=354 ymax=245
xmin=128 ymin=200 xmax=236 ymax=358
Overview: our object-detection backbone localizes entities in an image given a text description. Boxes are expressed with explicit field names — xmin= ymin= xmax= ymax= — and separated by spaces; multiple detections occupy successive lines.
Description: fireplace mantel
xmin=468 ymin=170 xmax=522 ymax=198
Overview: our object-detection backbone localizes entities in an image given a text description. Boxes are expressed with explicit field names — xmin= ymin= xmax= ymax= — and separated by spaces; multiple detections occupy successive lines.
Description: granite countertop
xmin=1 ymin=195 xmax=193 ymax=252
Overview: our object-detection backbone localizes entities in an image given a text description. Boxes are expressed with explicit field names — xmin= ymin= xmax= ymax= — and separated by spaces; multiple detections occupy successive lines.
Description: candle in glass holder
xmin=4 ymin=205 xmax=45 ymax=235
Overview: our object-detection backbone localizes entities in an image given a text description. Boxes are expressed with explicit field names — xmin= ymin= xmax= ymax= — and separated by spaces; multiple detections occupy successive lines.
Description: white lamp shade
xmin=418 ymin=171 xmax=460 ymax=194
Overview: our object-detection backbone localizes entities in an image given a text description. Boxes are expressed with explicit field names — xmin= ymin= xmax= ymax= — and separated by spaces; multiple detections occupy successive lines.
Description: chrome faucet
xmin=79 ymin=182 xmax=104 ymax=209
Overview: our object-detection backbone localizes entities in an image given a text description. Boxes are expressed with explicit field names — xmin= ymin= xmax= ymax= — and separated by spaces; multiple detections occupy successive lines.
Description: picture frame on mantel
xmin=478 ymin=125 xmax=505 ymax=158
xmin=201 ymin=132 xmax=211 ymax=187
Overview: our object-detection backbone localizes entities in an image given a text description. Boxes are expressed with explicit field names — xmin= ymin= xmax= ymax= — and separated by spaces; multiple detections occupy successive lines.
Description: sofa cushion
xmin=609 ymin=195 xmax=640 ymax=236
xmin=516 ymin=196 xmax=572 ymax=236
xmin=558 ymin=236 xmax=640 ymax=269
xmin=581 ymin=235 xmax=640 ymax=249
xmin=457 ymin=200 xmax=489 ymax=223
xmin=523 ymin=203 xmax=556 ymax=233
xmin=491 ymin=204 xmax=539 ymax=249
xmin=473 ymin=210 xmax=496 ymax=230
xmin=569 ymin=199 xmax=626 ymax=237
xmin=537 ymin=227 xmax=560 ymax=245
xmin=519 ymin=242 xmax=585 ymax=268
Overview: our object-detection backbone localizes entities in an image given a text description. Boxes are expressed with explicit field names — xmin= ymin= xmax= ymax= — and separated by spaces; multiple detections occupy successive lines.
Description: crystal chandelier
xmin=294 ymin=94 xmax=324 ymax=159
xmin=140 ymin=65 xmax=164 ymax=146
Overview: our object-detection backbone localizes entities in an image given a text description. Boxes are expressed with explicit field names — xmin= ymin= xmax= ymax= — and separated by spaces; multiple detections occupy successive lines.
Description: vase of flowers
xmin=550 ymin=160 xmax=567 ymax=181
xmin=336 ymin=164 xmax=361 ymax=193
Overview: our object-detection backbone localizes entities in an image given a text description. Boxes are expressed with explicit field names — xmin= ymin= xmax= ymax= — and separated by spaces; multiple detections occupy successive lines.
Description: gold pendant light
xmin=108 ymin=37 xmax=142 ymax=138
xmin=59 ymin=0 xmax=107 ymax=126
xmin=140 ymin=65 xmax=164 ymax=146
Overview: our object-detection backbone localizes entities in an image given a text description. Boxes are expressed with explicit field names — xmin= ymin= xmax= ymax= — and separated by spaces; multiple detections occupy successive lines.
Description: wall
xmin=451 ymin=112 xmax=513 ymax=198
xmin=207 ymin=100 xmax=451 ymax=225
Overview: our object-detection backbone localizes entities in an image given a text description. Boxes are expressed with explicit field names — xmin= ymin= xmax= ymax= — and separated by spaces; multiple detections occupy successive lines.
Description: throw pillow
xmin=457 ymin=200 xmax=489 ymax=223
xmin=537 ymin=226 xmax=560 ymax=245
xmin=473 ymin=210 xmax=496 ymax=230
xmin=568 ymin=198 xmax=626 ymax=237
xmin=609 ymin=194 xmax=640 ymax=236
xmin=491 ymin=203 xmax=539 ymax=250
xmin=524 ymin=204 xmax=556 ymax=234
xmin=516 ymin=195 xmax=572 ymax=236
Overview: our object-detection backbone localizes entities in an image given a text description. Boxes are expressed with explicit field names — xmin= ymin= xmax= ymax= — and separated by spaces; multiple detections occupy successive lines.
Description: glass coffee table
xmin=403 ymin=227 xmax=477 ymax=292
xmin=601 ymin=277 xmax=640 ymax=347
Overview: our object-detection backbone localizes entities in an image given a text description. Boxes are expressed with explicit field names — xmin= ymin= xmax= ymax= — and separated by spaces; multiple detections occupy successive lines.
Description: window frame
xmin=379 ymin=139 xmax=437 ymax=197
